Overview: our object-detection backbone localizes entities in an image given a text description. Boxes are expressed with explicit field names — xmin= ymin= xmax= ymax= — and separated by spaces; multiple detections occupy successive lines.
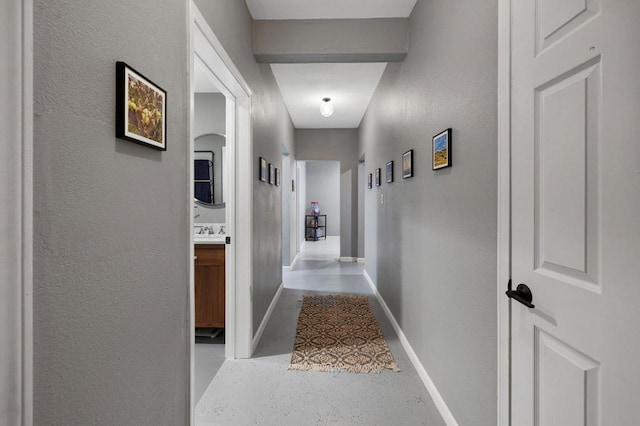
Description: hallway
xmin=195 ymin=240 xmax=445 ymax=425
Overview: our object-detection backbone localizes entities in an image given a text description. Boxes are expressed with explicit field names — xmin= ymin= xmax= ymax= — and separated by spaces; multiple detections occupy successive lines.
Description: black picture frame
xmin=375 ymin=168 xmax=381 ymax=186
xmin=433 ymin=128 xmax=452 ymax=170
xmin=269 ymin=163 xmax=275 ymax=185
xmin=259 ymin=157 xmax=267 ymax=182
xmin=367 ymin=173 xmax=373 ymax=189
xmin=402 ymin=149 xmax=414 ymax=178
xmin=275 ymin=167 xmax=280 ymax=187
xmin=386 ymin=161 xmax=394 ymax=183
xmin=116 ymin=62 xmax=167 ymax=150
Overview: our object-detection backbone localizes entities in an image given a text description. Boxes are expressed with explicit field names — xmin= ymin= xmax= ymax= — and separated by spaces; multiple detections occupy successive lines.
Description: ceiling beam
xmin=253 ymin=18 xmax=409 ymax=63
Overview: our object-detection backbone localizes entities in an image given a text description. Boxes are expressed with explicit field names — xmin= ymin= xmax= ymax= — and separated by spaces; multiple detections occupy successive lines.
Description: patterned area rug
xmin=289 ymin=295 xmax=399 ymax=373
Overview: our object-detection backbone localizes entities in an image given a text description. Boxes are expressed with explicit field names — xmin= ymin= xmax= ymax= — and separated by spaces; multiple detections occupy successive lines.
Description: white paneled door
xmin=510 ymin=0 xmax=640 ymax=424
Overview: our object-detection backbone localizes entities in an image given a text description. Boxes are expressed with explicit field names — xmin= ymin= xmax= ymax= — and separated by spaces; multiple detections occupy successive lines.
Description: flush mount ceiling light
xmin=320 ymin=97 xmax=334 ymax=117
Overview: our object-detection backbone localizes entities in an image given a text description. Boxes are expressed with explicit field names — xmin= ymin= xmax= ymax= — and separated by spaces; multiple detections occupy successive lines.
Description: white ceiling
xmin=246 ymin=0 xmax=416 ymax=129
xmin=245 ymin=0 xmax=417 ymax=20
xmin=271 ymin=63 xmax=387 ymax=129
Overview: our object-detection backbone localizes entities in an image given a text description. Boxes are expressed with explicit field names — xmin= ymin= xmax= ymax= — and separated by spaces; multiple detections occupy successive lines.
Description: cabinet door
xmin=194 ymin=245 xmax=225 ymax=328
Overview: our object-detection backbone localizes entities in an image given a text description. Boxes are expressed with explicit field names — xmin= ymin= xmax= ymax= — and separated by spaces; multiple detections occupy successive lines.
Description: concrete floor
xmin=195 ymin=238 xmax=445 ymax=425
xmin=194 ymin=330 xmax=225 ymax=404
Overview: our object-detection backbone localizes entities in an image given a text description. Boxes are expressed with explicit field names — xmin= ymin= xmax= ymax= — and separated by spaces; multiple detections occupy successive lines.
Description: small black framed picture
xmin=433 ymin=128 xmax=452 ymax=170
xmin=275 ymin=167 xmax=280 ymax=187
xmin=402 ymin=149 xmax=413 ymax=178
xmin=386 ymin=161 xmax=394 ymax=183
xmin=259 ymin=157 xmax=267 ymax=182
xmin=116 ymin=61 xmax=167 ymax=150
xmin=367 ymin=173 xmax=373 ymax=189
xmin=269 ymin=163 xmax=275 ymax=185
xmin=375 ymin=168 xmax=381 ymax=186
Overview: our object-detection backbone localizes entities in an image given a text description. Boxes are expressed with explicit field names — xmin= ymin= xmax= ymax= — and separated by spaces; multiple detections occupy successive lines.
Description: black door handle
xmin=506 ymin=280 xmax=535 ymax=308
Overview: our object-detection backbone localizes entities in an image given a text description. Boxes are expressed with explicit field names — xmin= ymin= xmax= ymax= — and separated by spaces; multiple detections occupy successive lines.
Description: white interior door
xmin=510 ymin=0 xmax=640 ymax=424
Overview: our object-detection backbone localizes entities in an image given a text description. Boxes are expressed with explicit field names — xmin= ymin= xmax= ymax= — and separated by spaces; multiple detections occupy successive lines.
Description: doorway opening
xmin=189 ymin=2 xmax=254 ymax=415
xmin=357 ymin=156 xmax=366 ymax=264
xmin=281 ymin=145 xmax=296 ymax=267
xmin=297 ymin=160 xmax=341 ymax=260
xmin=192 ymin=57 xmax=227 ymax=403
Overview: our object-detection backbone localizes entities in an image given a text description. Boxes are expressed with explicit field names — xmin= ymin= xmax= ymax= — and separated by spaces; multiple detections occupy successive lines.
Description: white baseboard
xmin=339 ymin=257 xmax=356 ymax=263
xmin=283 ymin=254 xmax=299 ymax=270
xmin=252 ymin=282 xmax=284 ymax=353
xmin=362 ymin=270 xmax=458 ymax=426
xmin=357 ymin=258 xmax=365 ymax=265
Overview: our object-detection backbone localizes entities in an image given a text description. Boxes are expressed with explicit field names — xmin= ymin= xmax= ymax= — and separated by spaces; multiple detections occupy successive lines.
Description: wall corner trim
xmin=252 ymin=282 xmax=284 ymax=353
xmin=362 ymin=270 xmax=459 ymax=426
xmin=283 ymin=254 xmax=300 ymax=270
xmin=1 ymin=0 xmax=34 ymax=424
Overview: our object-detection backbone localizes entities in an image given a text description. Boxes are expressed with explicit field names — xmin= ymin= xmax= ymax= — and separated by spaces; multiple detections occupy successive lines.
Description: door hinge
xmin=225 ymin=236 xmax=231 ymax=244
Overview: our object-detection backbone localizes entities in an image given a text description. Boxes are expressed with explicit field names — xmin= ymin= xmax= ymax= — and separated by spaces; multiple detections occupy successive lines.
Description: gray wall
xmin=297 ymin=161 xmax=307 ymax=250
xmin=281 ymin=151 xmax=291 ymax=264
xmin=194 ymin=135 xmax=226 ymax=223
xmin=340 ymin=170 xmax=353 ymax=255
xmin=281 ymin=149 xmax=296 ymax=266
xmin=33 ymin=0 xmax=190 ymax=424
xmin=194 ymin=93 xmax=225 ymax=223
xmin=295 ymin=129 xmax=359 ymax=257
xmin=253 ymin=18 xmax=409 ymax=63
xmin=359 ymin=0 xmax=498 ymax=424
xmin=357 ymin=161 xmax=366 ymax=258
xmin=194 ymin=92 xmax=225 ymax=136
xmin=287 ymin=155 xmax=297 ymax=263
xmin=194 ymin=0 xmax=296 ymax=335
xmin=305 ymin=161 xmax=340 ymax=236
xmin=281 ymin=151 xmax=298 ymax=266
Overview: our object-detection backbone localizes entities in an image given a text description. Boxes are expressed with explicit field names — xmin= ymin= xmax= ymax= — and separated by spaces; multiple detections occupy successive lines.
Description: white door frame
xmin=188 ymin=2 xmax=254 ymax=422
xmin=497 ymin=0 xmax=511 ymax=425
xmin=1 ymin=0 xmax=33 ymax=424
xmin=296 ymin=162 xmax=302 ymax=252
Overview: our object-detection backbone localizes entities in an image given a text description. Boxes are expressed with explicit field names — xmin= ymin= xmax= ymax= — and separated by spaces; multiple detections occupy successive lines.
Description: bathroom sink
xmin=194 ymin=223 xmax=226 ymax=243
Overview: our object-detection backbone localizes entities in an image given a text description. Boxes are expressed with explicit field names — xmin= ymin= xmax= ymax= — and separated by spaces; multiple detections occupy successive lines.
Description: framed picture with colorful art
xmin=386 ymin=161 xmax=394 ymax=183
xmin=432 ymin=128 xmax=452 ymax=170
xmin=402 ymin=149 xmax=413 ymax=178
xmin=116 ymin=62 xmax=167 ymax=150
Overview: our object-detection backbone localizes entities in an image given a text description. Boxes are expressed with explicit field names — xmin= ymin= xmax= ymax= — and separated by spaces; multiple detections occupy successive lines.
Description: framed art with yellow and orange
xmin=116 ymin=61 xmax=167 ymax=150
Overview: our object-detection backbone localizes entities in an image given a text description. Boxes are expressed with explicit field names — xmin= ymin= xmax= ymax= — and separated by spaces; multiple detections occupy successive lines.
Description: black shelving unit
xmin=305 ymin=215 xmax=327 ymax=241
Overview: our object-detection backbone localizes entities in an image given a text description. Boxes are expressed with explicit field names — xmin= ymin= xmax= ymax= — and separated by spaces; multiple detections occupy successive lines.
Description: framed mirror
xmin=194 ymin=133 xmax=225 ymax=208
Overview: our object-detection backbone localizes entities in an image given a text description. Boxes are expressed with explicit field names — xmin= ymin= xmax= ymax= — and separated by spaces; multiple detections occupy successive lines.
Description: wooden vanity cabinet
xmin=194 ymin=244 xmax=225 ymax=328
